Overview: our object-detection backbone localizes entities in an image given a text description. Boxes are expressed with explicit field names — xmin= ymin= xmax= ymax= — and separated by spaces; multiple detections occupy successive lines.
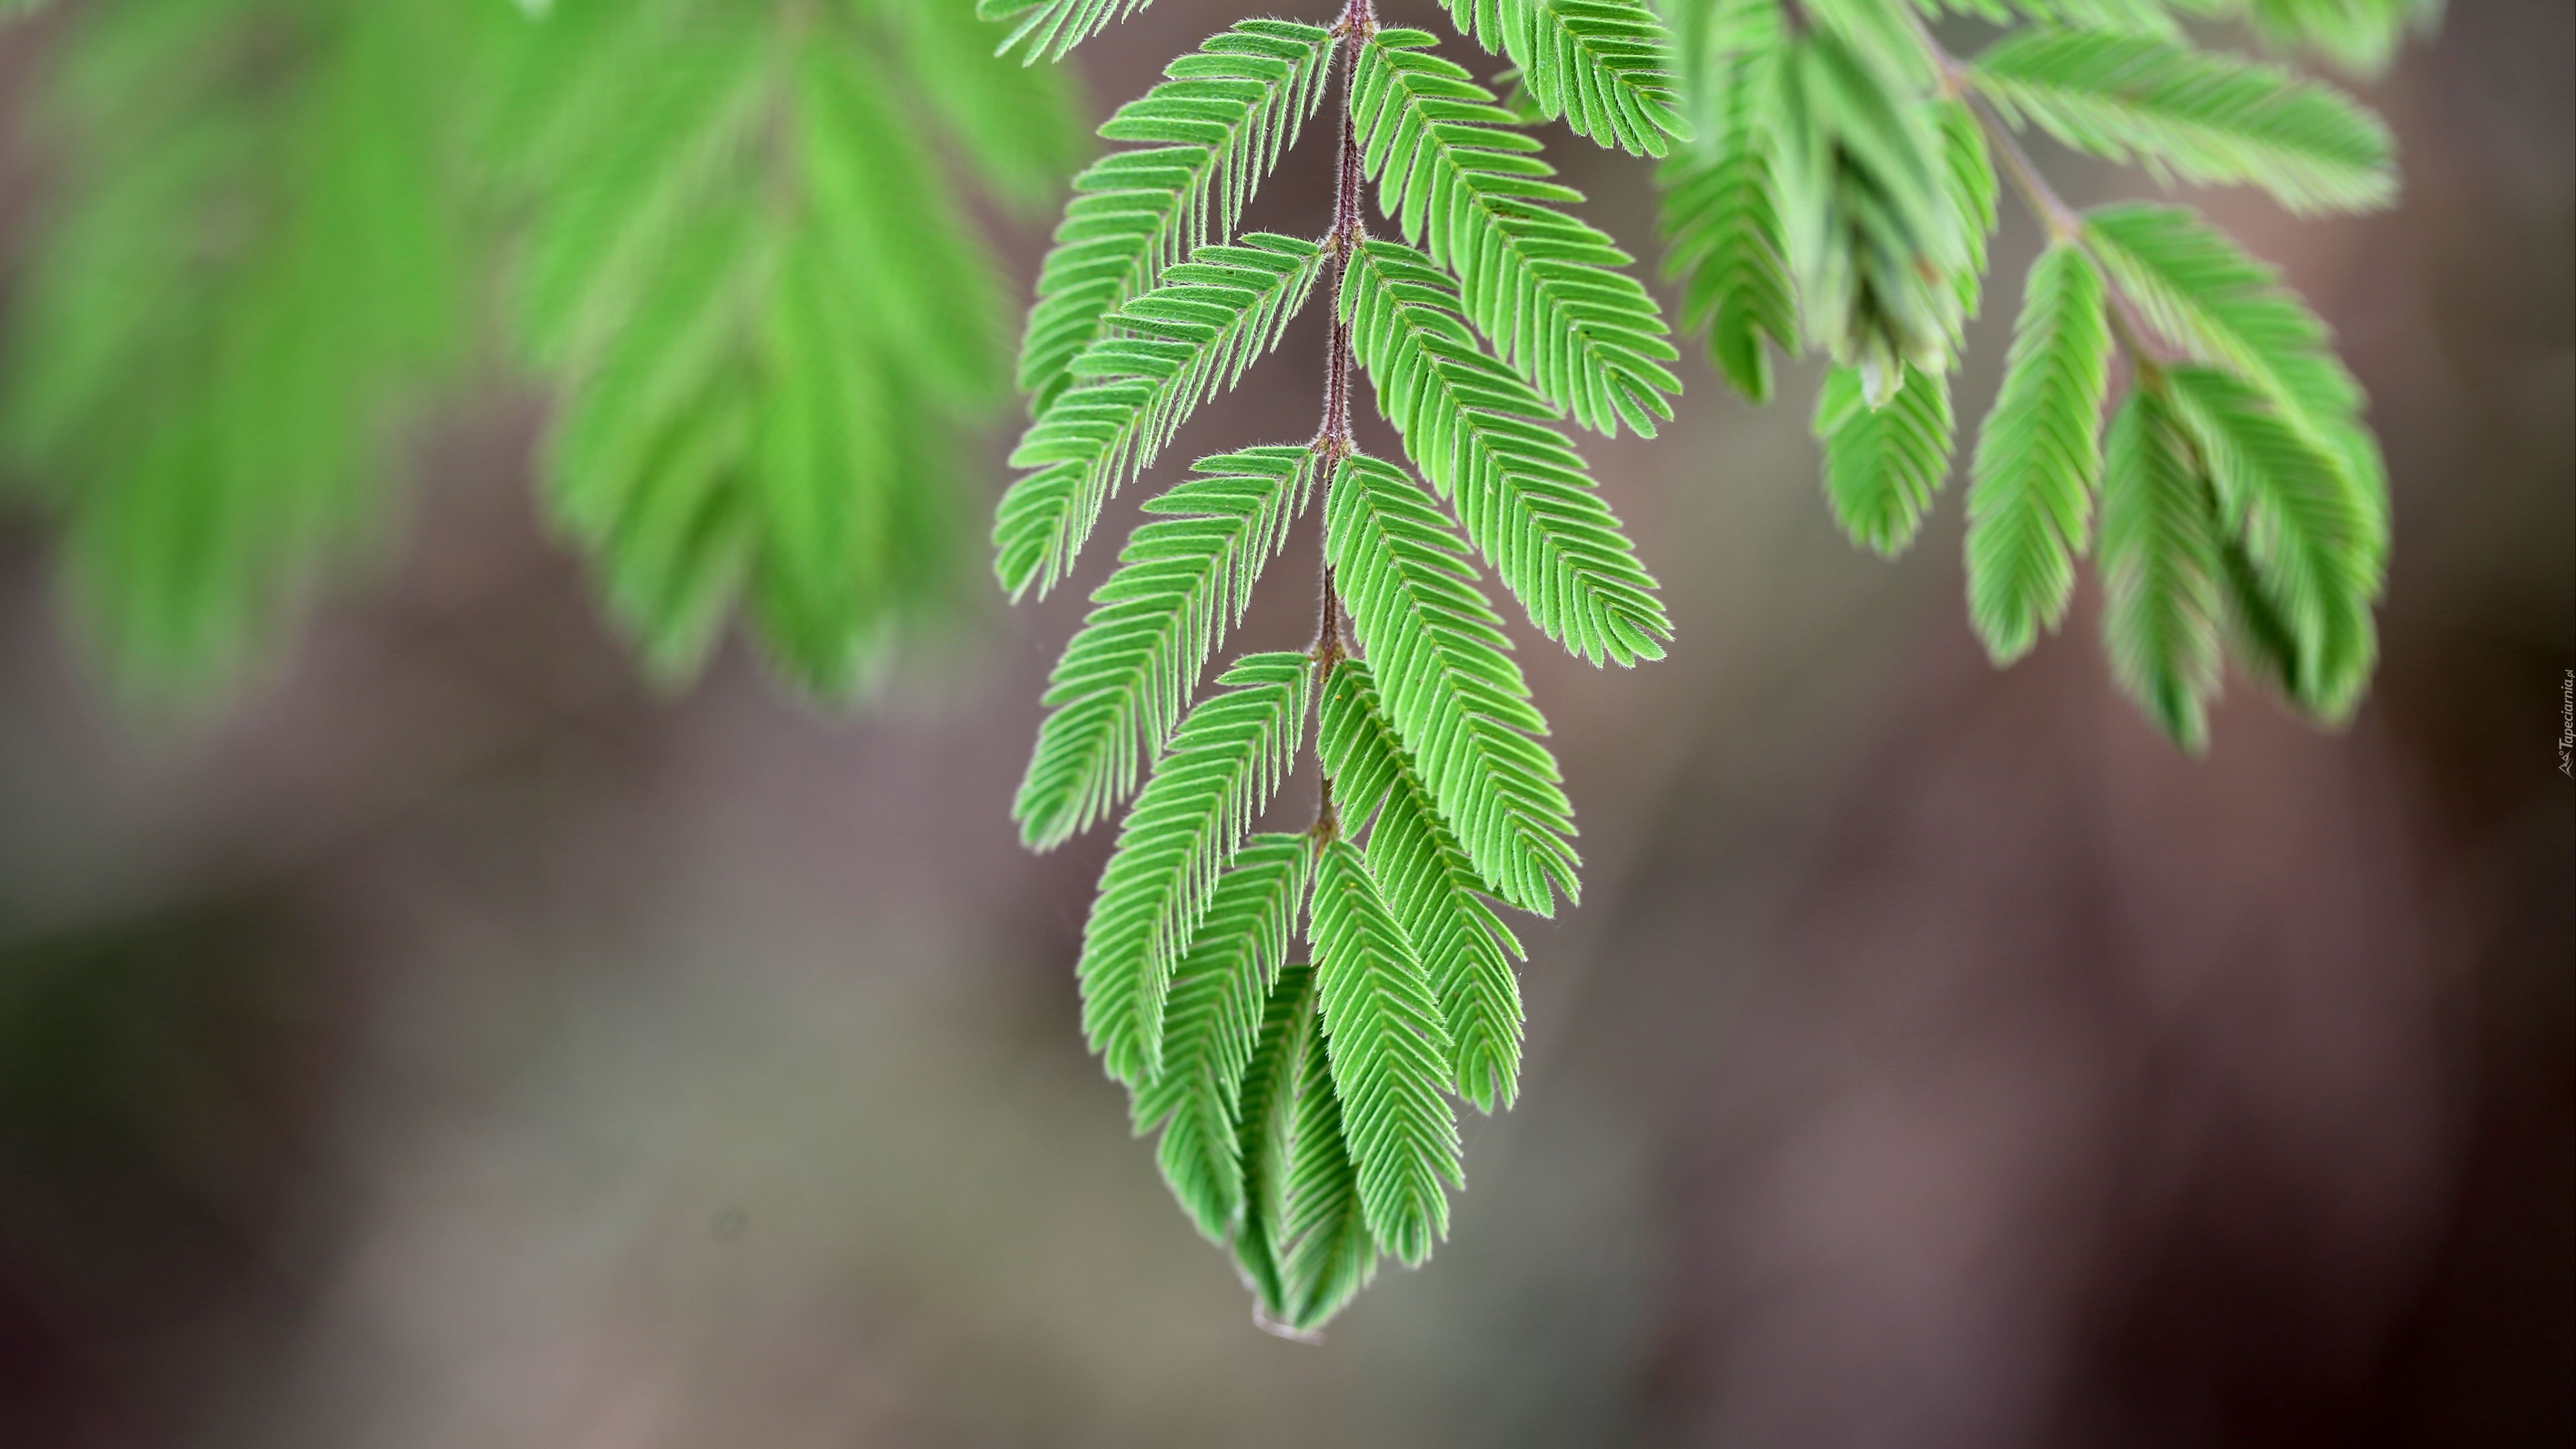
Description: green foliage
xmin=998 ymin=233 xmax=1324 ymax=598
xmin=1325 ymin=453 xmax=1580 ymax=916
xmin=1351 ymin=28 xmax=1681 ymax=436
xmin=1435 ymin=0 xmax=1692 ymax=156
xmin=2 ymin=0 xmax=468 ymax=692
xmin=1656 ymin=0 xmax=2416 ymax=751
xmin=3 ymin=0 xmax=1076 ymax=701
xmin=1320 ymin=662 xmax=1526 ymax=1113
xmin=1014 ymin=447 xmax=1316 ymax=849
xmin=1078 ymin=651 xmax=1309 ymax=1087
xmin=1970 ymin=29 xmax=2396 ymax=215
xmin=2163 ymin=365 xmax=2381 ymax=716
xmin=1004 ymin=0 xmax=1672 ymax=1328
xmin=1965 ymin=242 xmax=2113 ymax=663
xmin=1773 ymin=25 xmax=1970 ymax=398
xmin=1307 ymin=838 xmax=1463 ymax=1266
xmin=1815 ymin=362 xmax=1955 ymax=557
xmin=508 ymin=0 xmax=1077 ymax=691
xmin=2098 ymin=384 xmax=2223 ymax=751
xmin=1132 ymin=833 xmax=1309 ymax=1240
xmin=1342 ymin=240 xmax=1670 ymax=665
xmin=1659 ymin=0 xmax=1796 ymax=400
xmin=1015 ymin=19 xmax=1336 ymax=419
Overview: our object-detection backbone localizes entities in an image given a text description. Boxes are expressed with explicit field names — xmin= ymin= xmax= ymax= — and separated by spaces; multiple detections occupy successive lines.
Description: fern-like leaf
xmin=1077 ymin=652 xmax=1310 ymax=1085
xmin=1320 ymin=662 xmax=1527 ymax=1113
xmin=1018 ymin=20 xmax=1336 ymax=418
xmin=1350 ymin=29 xmax=1681 ymax=437
xmin=995 ymin=0 xmax=1159 ymax=65
xmin=1 ymin=0 xmax=466 ymax=689
xmin=1325 ymin=454 xmax=1580 ymax=914
xmin=1970 ymin=30 xmax=2397 ymax=215
xmin=1659 ymin=0 xmax=1795 ymax=400
xmin=1307 ymin=839 xmax=1463 ymax=1266
xmin=2163 ymin=366 xmax=2381 ymax=716
xmin=1342 ymin=239 xmax=1671 ymax=666
xmin=1436 ymin=0 xmax=1689 ymax=156
xmin=2082 ymin=203 xmax=2385 ymax=547
xmin=1815 ymin=362 xmax=1956 ymax=558
xmin=1134 ymin=835 xmax=1311 ymax=1242
xmin=1014 ymin=447 xmax=1315 ymax=849
xmin=2099 ymin=384 xmax=2225 ymax=751
xmin=1232 ymin=959 xmax=1318 ymax=1320
xmin=1965 ymin=242 xmax=2114 ymax=663
xmin=998 ymin=235 xmax=1324 ymax=600
xmin=1774 ymin=27 xmax=1971 ymax=392
xmin=1281 ymin=1002 xmax=1379 ymax=1328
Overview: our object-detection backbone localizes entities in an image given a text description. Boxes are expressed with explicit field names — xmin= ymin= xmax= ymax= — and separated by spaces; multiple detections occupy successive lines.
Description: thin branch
xmin=1308 ymin=0 xmax=1376 ymax=845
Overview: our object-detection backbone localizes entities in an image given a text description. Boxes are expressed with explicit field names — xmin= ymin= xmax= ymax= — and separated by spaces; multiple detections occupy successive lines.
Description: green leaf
xmin=1134 ymin=835 xmax=1311 ymax=1242
xmin=1325 ymin=454 xmax=1581 ymax=915
xmin=1077 ymin=652 xmax=1311 ymax=1085
xmin=520 ymin=21 xmax=1004 ymax=694
xmin=998 ymin=235 xmax=1324 ymax=600
xmin=1815 ymin=362 xmax=1956 ymax=558
xmin=1966 ymin=242 xmax=2114 ymax=663
xmin=1970 ymin=29 xmax=2397 ymax=215
xmin=1014 ymin=447 xmax=1316 ymax=849
xmin=1342 ymin=239 xmax=1671 ymax=666
xmin=1351 ymin=29 xmax=1682 ymax=437
xmin=1320 ymin=662 xmax=1528 ymax=1113
xmin=1232 ymin=959 xmax=1318 ymax=1322
xmin=1 ymin=0 xmax=466 ymax=691
xmin=1281 ymin=997 xmax=1379 ymax=1329
xmin=1937 ymin=97 xmax=2001 ymax=331
xmin=1435 ymin=0 xmax=1690 ymax=156
xmin=2162 ymin=366 xmax=2379 ymax=717
xmin=2098 ymin=385 xmax=2224 ymax=751
xmin=1774 ymin=28 xmax=1971 ymax=386
xmin=1018 ymin=20 xmax=1336 ymax=419
xmin=2082 ymin=203 xmax=2386 ymax=551
xmin=1658 ymin=0 xmax=1795 ymax=401
xmin=996 ymin=0 xmax=1163 ymax=64
xmin=1308 ymin=839 xmax=1463 ymax=1266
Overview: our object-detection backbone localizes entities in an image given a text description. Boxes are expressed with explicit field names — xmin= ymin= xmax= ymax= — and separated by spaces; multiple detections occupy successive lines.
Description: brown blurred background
xmin=0 ymin=1 xmax=2568 ymax=1444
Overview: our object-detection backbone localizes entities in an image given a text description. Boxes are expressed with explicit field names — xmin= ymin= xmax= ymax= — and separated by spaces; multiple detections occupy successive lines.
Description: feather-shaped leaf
xmin=1342 ymin=239 xmax=1670 ymax=666
xmin=1134 ymin=835 xmax=1311 ymax=1242
xmin=995 ymin=0 xmax=1161 ymax=65
xmin=1970 ymin=30 xmax=2397 ymax=215
xmin=1965 ymin=242 xmax=2113 ymax=663
xmin=2082 ymin=203 xmax=2386 ymax=551
xmin=2163 ymin=366 xmax=2380 ymax=717
xmin=1815 ymin=362 xmax=1955 ymax=558
xmin=1281 ymin=1001 xmax=1379 ymax=1329
xmin=1018 ymin=20 xmax=1336 ymax=418
xmin=1435 ymin=0 xmax=1690 ymax=156
xmin=1658 ymin=0 xmax=1794 ymax=400
xmin=2099 ymin=384 xmax=2224 ymax=751
xmin=1014 ymin=447 xmax=1316 ymax=849
xmin=1320 ymin=662 xmax=1527 ymax=1113
xmin=1232 ymin=959 xmax=1318 ymax=1322
xmin=1324 ymin=453 xmax=1580 ymax=914
xmin=1078 ymin=651 xmax=1310 ymax=1085
xmin=1351 ymin=29 xmax=1681 ymax=437
xmin=998 ymin=234 xmax=1324 ymax=599
xmin=1307 ymin=839 xmax=1463 ymax=1266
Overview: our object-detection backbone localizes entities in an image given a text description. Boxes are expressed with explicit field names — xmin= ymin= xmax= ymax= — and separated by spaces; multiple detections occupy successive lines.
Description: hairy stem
xmin=1309 ymin=0 xmax=1375 ymax=844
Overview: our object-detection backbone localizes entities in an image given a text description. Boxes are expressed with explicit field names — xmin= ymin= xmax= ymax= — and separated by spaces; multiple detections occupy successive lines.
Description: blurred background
xmin=0 ymin=0 xmax=2568 ymax=1444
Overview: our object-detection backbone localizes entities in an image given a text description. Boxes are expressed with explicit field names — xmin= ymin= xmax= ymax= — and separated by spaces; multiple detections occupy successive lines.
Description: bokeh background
xmin=1 ymin=1 xmax=2569 ymax=1444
